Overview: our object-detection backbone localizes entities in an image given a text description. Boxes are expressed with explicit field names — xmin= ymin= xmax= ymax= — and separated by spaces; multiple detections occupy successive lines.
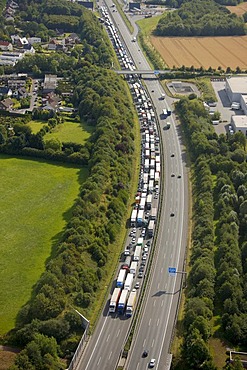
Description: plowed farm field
xmin=150 ymin=36 xmax=247 ymax=69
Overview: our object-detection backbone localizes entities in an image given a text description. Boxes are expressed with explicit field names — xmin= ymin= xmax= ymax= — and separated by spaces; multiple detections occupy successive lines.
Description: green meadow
xmin=44 ymin=118 xmax=93 ymax=144
xmin=0 ymin=155 xmax=87 ymax=334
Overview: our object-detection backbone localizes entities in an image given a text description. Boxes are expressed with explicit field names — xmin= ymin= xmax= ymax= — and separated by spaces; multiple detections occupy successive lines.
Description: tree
xmin=44 ymin=138 xmax=62 ymax=151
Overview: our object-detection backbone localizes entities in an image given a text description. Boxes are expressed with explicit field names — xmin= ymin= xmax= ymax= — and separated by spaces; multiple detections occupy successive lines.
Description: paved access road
xmin=77 ymin=3 xmax=189 ymax=370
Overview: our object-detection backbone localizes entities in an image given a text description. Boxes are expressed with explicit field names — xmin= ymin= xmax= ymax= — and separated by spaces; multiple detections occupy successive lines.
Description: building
xmin=225 ymin=77 xmax=247 ymax=103
xmin=0 ymin=52 xmax=23 ymax=66
xmin=77 ymin=0 xmax=94 ymax=10
xmin=43 ymin=75 xmax=57 ymax=94
xmin=129 ymin=2 xmax=141 ymax=11
xmin=231 ymin=115 xmax=247 ymax=136
xmin=0 ymin=41 xmax=13 ymax=51
xmin=240 ymin=94 xmax=247 ymax=115
xmin=28 ymin=37 xmax=41 ymax=45
xmin=0 ymin=98 xmax=13 ymax=110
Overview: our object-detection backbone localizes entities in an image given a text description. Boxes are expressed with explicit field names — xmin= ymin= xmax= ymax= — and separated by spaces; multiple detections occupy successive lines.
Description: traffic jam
xmin=100 ymin=5 xmax=161 ymax=318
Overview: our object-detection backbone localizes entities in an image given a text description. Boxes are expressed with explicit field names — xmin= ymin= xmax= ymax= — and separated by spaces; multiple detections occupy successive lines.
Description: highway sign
xmin=168 ymin=267 xmax=176 ymax=275
xmin=153 ymin=70 xmax=160 ymax=75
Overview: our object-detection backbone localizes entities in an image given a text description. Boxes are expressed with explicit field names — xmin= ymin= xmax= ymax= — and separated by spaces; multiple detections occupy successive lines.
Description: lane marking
xmin=106 ymin=334 xmax=110 ymax=342
xmin=157 ymin=318 xmax=160 ymax=326
xmin=97 ymin=357 xmax=101 ymax=366
xmin=152 ymin=339 xmax=155 ymax=347
xmin=149 ymin=318 xmax=151 ymax=326
xmin=108 ymin=351 xmax=112 ymax=360
xmin=161 ymin=300 xmax=164 ymax=307
xmin=117 ymin=329 xmax=120 ymax=337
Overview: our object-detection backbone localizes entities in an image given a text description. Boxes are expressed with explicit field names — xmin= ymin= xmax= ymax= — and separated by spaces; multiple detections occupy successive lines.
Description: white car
xmin=149 ymin=358 xmax=156 ymax=368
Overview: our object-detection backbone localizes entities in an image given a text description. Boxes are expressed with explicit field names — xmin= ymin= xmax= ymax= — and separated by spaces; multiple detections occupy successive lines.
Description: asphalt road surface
xmin=77 ymin=3 xmax=189 ymax=370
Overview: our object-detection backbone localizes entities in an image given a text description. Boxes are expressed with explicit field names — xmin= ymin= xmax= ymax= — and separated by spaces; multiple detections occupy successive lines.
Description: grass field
xmin=0 ymin=155 xmax=87 ymax=335
xmin=28 ymin=120 xmax=47 ymax=134
xmin=150 ymin=35 xmax=247 ymax=69
xmin=44 ymin=118 xmax=93 ymax=144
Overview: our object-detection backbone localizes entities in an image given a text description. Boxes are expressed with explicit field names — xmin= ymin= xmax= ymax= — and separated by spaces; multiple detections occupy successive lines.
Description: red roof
xmin=0 ymin=41 xmax=10 ymax=46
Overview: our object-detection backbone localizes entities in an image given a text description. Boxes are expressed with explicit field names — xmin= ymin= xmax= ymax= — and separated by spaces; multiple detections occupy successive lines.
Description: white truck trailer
xmin=126 ymin=290 xmax=137 ymax=317
xmin=116 ymin=269 xmax=127 ymax=288
xmin=118 ymin=289 xmax=129 ymax=314
xmin=109 ymin=287 xmax=121 ymax=313
xmin=130 ymin=261 xmax=138 ymax=277
xmin=133 ymin=245 xmax=142 ymax=261
xmin=124 ymin=273 xmax=134 ymax=291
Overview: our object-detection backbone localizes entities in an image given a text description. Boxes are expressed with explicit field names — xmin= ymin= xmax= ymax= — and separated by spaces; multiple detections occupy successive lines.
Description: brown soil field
xmin=150 ymin=36 xmax=247 ymax=69
xmin=227 ymin=2 xmax=247 ymax=16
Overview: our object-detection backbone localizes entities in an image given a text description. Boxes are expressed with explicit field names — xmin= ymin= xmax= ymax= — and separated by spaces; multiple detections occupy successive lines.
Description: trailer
xmin=122 ymin=256 xmax=132 ymax=271
xmin=155 ymin=172 xmax=160 ymax=185
xmin=146 ymin=194 xmax=152 ymax=210
xmin=134 ymin=245 xmax=142 ymax=261
xmin=148 ymin=180 xmax=154 ymax=194
xmin=124 ymin=273 xmax=134 ymax=291
xmin=163 ymin=108 xmax=168 ymax=118
xmin=137 ymin=237 xmax=144 ymax=246
xmin=131 ymin=209 xmax=137 ymax=227
xmin=130 ymin=261 xmax=138 ymax=277
xmin=118 ymin=289 xmax=129 ymax=314
xmin=150 ymin=169 xmax=155 ymax=180
xmin=116 ymin=269 xmax=127 ymax=288
xmin=109 ymin=287 xmax=122 ymax=313
xmin=140 ymin=197 xmax=146 ymax=210
xmin=148 ymin=220 xmax=155 ymax=237
xmin=126 ymin=290 xmax=137 ymax=317
xmin=150 ymin=207 xmax=157 ymax=220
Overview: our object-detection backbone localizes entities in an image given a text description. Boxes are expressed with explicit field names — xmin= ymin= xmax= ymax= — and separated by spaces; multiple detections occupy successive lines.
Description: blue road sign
xmin=153 ymin=70 xmax=160 ymax=75
xmin=168 ymin=267 xmax=176 ymax=275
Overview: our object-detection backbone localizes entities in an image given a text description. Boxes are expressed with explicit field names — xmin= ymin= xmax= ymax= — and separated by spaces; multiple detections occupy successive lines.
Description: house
xmin=23 ymin=43 xmax=35 ymax=54
xmin=0 ymin=86 xmax=12 ymax=97
xmin=10 ymin=35 xmax=29 ymax=47
xmin=48 ymin=39 xmax=57 ymax=51
xmin=65 ymin=33 xmax=80 ymax=45
xmin=7 ymin=79 xmax=26 ymax=89
xmin=12 ymin=87 xmax=28 ymax=99
xmin=28 ymin=37 xmax=41 ymax=45
xmin=0 ymin=98 xmax=14 ymax=110
xmin=0 ymin=41 xmax=13 ymax=51
xmin=43 ymin=75 xmax=57 ymax=94
xmin=0 ymin=52 xmax=23 ymax=66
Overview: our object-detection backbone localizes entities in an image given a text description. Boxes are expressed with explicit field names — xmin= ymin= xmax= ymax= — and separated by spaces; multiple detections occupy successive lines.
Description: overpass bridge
xmin=115 ymin=69 xmax=171 ymax=75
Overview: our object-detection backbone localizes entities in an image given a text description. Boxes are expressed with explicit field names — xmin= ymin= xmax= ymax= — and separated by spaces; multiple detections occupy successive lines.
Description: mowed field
xmin=227 ymin=2 xmax=247 ymax=16
xmin=0 ymin=155 xmax=87 ymax=334
xmin=150 ymin=35 xmax=247 ymax=69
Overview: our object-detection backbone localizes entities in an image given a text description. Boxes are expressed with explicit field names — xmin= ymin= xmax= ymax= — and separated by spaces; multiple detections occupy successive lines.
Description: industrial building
xmin=231 ymin=115 xmax=247 ymax=136
xmin=225 ymin=76 xmax=247 ymax=103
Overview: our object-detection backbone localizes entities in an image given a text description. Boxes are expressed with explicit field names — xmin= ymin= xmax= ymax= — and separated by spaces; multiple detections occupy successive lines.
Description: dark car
xmin=171 ymin=153 xmax=175 ymax=157
xmin=143 ymin=350 xmax=149 ymax=358
xmin=170 ymin=212 xmax=175 ymax=217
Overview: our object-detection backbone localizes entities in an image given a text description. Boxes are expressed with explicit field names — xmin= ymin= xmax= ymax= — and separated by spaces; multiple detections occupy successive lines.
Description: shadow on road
xmin=152 ymin=289 xmax=181 ymax=297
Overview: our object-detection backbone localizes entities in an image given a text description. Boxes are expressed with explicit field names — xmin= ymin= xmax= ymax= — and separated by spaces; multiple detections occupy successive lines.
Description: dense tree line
xmin=155 ymin=0 xmax=246 ymax=36
xmin=166 ymin=0 xmax=244 ymax=9
xmin=174 ymin=96 xmax=247 ymax=369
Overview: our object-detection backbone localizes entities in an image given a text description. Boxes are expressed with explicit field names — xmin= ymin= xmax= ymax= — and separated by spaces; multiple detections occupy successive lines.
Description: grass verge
xmin=0 ymin=155 xmax=87 ymax=335
xmin=194 ymin=77 xmax=217 ymax=102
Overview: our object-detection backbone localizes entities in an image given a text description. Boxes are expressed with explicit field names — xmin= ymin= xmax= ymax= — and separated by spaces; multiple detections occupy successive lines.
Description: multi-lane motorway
xmin=77 ymin=3 xmax=189 ymax=370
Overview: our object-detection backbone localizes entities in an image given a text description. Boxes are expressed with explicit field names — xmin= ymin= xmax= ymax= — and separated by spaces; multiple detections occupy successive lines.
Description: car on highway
xmin=178 ymin=174 xmax=181 ymax=178
xmin=143 ymin=350 xmax=148 ymax=357
xmin=143 ymin=246 xmax=148 ymax=253
xmin=138 ymin=271 xmax=143 ymax=278
xmin=171 ymin=153 xmax=175 ymax=157
xmin=135 ymin=282 xmax=140 ymax=289
xmin=171 ymin=173 xmax=175 ymax=177
xmin=149 ymin=358 xmax=156 ymax=367
xmin=170 ymin=212 xmax=175 ymax=217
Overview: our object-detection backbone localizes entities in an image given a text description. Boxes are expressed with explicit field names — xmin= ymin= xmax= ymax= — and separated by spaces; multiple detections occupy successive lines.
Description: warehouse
xmin=231 ymin=115 xmax=247 ymax=136
xmin=240 ymin=95 xmax=247 ymax=115
xmin=225 ymin=77 xmax=247 ymax=103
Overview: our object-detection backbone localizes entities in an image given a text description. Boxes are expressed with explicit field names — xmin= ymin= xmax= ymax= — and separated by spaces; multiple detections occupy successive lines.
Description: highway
xmin=77 ymin=3 xmax=188 ymax=370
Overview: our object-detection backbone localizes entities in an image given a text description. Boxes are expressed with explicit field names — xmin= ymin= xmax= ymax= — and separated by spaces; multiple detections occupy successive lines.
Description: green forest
xmin=155 ymin=0 xmax=246 ymax=36
xmin=174 ymin=96 xmax=247 ymax=370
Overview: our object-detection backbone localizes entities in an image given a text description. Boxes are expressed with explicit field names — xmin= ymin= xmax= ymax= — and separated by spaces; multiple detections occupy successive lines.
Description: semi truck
xmin=148 ymin=220 xmax=155 ymax=237
xmin=126 ymin=290 xmax=137 ymax=317
xmin=124 ymin=273 xmax=134 ymax=291
xmin=131 ymin=209 xmax=137 ymax=227
xmin=130 ymin=261 xmax=138 ymax=277
xmin=109 ymin=287 xmax=122 ymax=313
xmin=116 ymin=269 xmax=127 ymax=288
xmin=137 ymin=237 xmax=144 ymax=246
xmin=122 ymin=256 xmax=131 ymax=271
xmin=163 ymin=108 xmax=168 ymax=118
xmin=134 ymin=245 xmax=142 ymax=261
xmin=146 ymin=194 xmax=152 ymax=210
xmin=118 ymin=289 xmax=129 ymax=314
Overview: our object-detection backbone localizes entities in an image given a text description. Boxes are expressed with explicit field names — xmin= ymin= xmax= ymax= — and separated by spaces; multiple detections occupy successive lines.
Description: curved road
xmin=77 ymin=3 xmax=189 ymax=370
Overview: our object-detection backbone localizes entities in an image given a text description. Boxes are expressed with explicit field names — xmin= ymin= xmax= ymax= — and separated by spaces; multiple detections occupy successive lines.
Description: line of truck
xmin=109 ymin=269 xmax=137 ymax=316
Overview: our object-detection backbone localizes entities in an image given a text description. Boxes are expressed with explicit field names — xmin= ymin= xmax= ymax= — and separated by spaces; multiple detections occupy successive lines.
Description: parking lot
xmin=211 ymin=80 xmax=245 ymax=135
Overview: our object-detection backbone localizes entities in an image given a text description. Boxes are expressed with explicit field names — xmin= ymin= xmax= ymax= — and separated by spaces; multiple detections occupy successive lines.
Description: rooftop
xmin=232 ymin=115 xmax=247 ymax=129
xmin=226 ymin=77 xmax=247 ymax=94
